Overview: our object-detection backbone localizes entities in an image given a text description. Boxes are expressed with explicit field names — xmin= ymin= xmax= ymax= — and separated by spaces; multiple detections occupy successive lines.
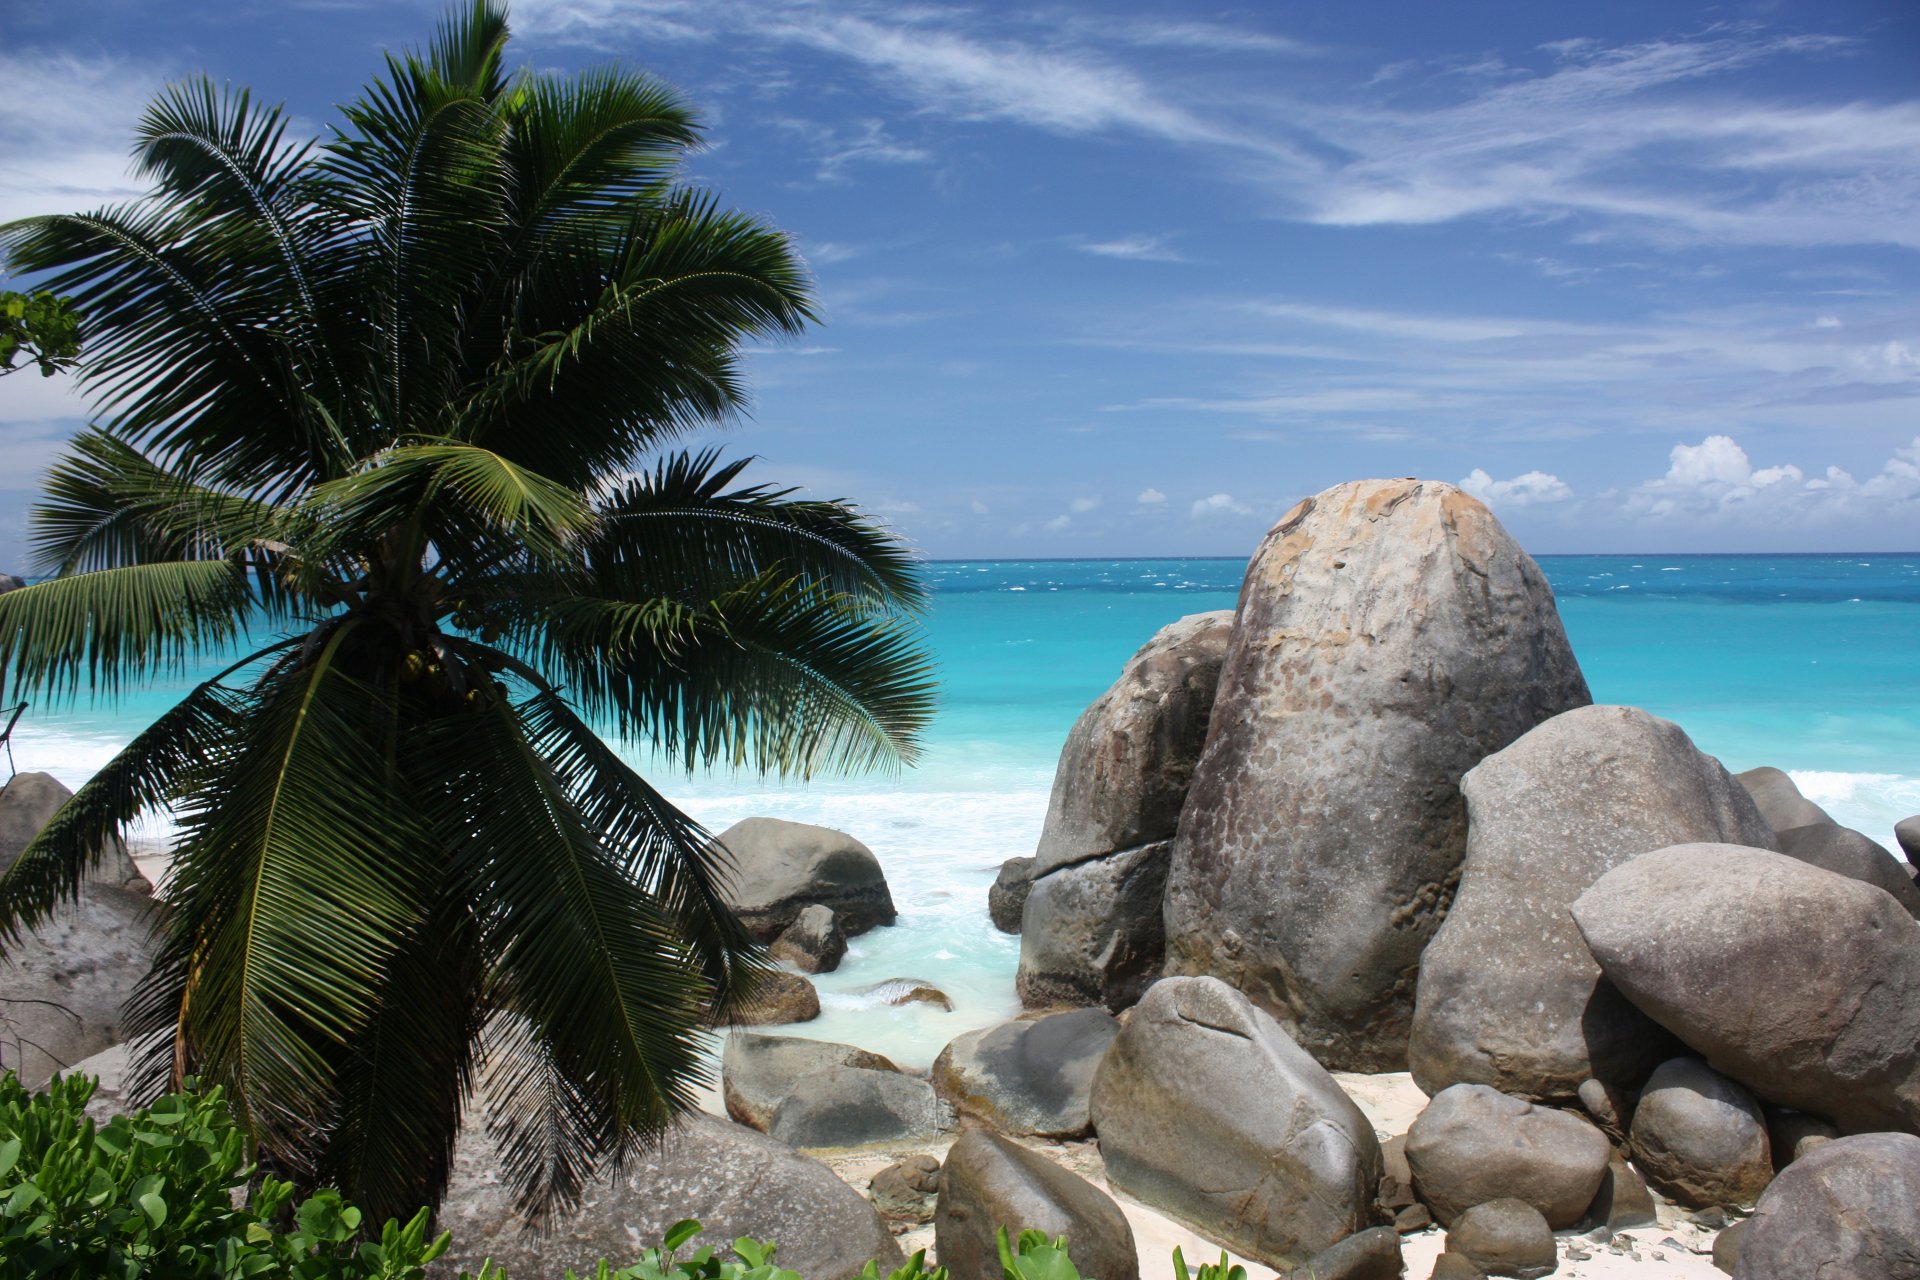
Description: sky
xmin=1 ymin=0 xmax=1917 ymax=565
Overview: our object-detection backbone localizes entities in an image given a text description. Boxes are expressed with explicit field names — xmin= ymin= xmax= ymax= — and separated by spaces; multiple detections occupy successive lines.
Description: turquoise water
xmin=10 ymin=554 xmax=1919 ymax=1065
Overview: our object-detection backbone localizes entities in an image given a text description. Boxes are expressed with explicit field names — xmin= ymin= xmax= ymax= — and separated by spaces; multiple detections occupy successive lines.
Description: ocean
xmin=8 ymin=554 xmax=1919 ymax=1066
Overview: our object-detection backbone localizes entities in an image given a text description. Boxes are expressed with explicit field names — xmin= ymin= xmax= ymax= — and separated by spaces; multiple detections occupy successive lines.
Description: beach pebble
xmin=988 ymin=855 xmax=1035 ymax=933
xmin=1405 ymin=1083 xmax=1611 ymax=1228
xmin=1162 ymin=478 xmax=1591 ymax=1070
xmin=769 ymin=1066 xmax=946 ymax=1150
xmin=438 ymin=1111 xmax=903 ymax=1280
xmin=1733 ymin=1133 xmax=1920 ymax=1280
xmin=1630 ymin=1057 xmax=1773 ymax=1208
xmin=1017 ymin=838 xmax=1171 ymax=1012
xmin=721 ymin=1031 xmax=899 ymax=1132
xmin=934 ymin=1127 xmax=1139 ymax=1280
xmin=1774 ymin=822 xmax=1920 ymax=917
xmin=713 ymin=817 xmax=896 ymax=940
xmin=1573 ymin=843 xmax=1920 ymax=1134
xmin=768 ymin=903 xmax=848 ymax=973
xmin=930 ymin=1007 xmax=1117 ymax=1138
xmin=1446 ymin=1198 xmax=1557 ymax=1279
xmin=1089 ymin=976 xmax=1384 ymax=1270
xmin=1410 ymin=705 xmax=1768 ymax=1102
xmin=1733 ymin=766 xmax=1833 ymax=833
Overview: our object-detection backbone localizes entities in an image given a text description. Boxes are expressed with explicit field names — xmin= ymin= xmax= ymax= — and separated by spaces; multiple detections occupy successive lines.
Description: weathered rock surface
xmin=1734 ymin=767 xmax=1832 ymax=833
xmin=1732 ymin=1133 xmax=1920 ymax=1280
xmin=1572 ymin=844 xmax=1920 ymax=1135
xmin=437 ymin=1111 xmax=904 ymax=1280
xmin=1032 ymin=611 xmax=1233 ymax=874
xmin=1576 ymin=1078 xmax=1635 ymax=1147
xmin=1403 ymin=1084 xmax=1611 ymax=1228
xmin=870 ymin=1154 xmax=941 ymax=1223
xmin=768 ymin=1066 xmax=945 ymax=1150
xmin=714 ymin=818 xmax=895 ymax=939
xmin=1163 ymin=480 xmax=1591 ymax=1070
xmin=1409 ymin=706 xmax=1770 ymax=1101
xmin=0 ymin=773 xmax=155 ymax=1087
xmin=721 ymin=1031 xmax=899 ymax=1131
xmin=1088 ymin=976 xmax=1383 ymax=1268
xmin=723 ymin=969 xmax=821 ymax=1026
xmin=1896 ymin=815 xmax=1920 ymax=864
xmin=1447 ymin=1199 xmax=1556 ymax=1280
xmin=1016 ymin=839 xmax=1170 ymax=1012
xmin=768 ymin=904 xmax=849 ymax=973
xmin=1775 ymin=823 xmax=1920 ymax=917
xmin=931 ymin=1008 xmax=1118 ymax=1138
xmin=934 ymin=1128 xmax=1139 ymax=1280
xmin=1766 ymin=1109 xmax=1839 ymax=1168
xmin=989 ymin=857 xmax=1036 ymax=934
xmin=1629 ymin=1058 xmax=1773 ymax=1208
xmin=1586 ymin=1158 xmax=1657 ymax=1232
xmin=1296 ymin=1226 xmax=1405 ymax=1280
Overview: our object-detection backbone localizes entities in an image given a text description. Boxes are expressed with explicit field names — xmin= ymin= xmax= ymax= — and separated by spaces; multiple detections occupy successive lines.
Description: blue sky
xmin=2 ymin=0 xmax=1917 ymax=564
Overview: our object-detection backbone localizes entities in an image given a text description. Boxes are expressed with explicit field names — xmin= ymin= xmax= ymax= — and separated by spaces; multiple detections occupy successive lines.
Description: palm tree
xmin=0 ymin=1 xmax=933 ymax=1224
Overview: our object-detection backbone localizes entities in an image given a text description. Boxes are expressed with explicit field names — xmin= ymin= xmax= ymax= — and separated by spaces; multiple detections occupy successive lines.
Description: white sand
xmin=702 ymin=1070 xmax=1734 ymax=1280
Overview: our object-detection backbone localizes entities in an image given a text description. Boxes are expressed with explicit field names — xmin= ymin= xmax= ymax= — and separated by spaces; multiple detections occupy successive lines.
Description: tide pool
xmin=8 ymin=554 xmax=1918 ymax=1065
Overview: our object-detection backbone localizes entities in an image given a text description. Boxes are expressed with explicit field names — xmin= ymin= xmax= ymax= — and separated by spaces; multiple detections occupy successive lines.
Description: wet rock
xmin=723 ymin=969 xmax=821 ymax=1026
xmin=1630 ymin=1058 xmax=1772 ymax=1209
xmin=1733 ymin=767 xmax=1831 ymax=833
xmin=1017 ymin=839 xmax=1171 ymax=1012
xmin=989 ymin=857 xmax=1036 ymax=934
xmin=1732 ymin=1133 xmax=1920 ymax=1280
xmin=1409 ymin=706 xmax=1769 ymax=1101
xmin=1403 ymin=1084 xmax=1610 ymax=1228
xmin=438 ymin=1111 xmax=903 ymax=1280
xmin=721 ymin=1032 xmax=899 ymax=1132
xmin=1089 ymin=976 xmax=1384 ymax=1268
xmin=930 ymin=1008 xmax=1118 ymax=1138
xmin=1573 ymin=844 xmax=1920 ymax=1135
xmin=715 ymin=818 xmax=895 ymax=939
xmin=860 ymin=978 xmax=953 ymax=1012
xmin=1447 ymin=1199 xmax=1556 ymax=1279
xmin=768 ymin=904 xmax=849 ymax=973
xmin=768 ymin=1067 xmax=946 ymax=1150
xmin=1163 ymin=479 xmax=1591 ymax=1070
xmin=934 ymin=1128 xmax=1139 ymax=1280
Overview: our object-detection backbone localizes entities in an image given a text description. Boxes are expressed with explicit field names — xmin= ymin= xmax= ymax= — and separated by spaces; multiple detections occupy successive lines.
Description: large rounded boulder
xmin=1017 ymin=612 xmax=1231 ymax=1008
xmin=1403 ymin=1083 xmax=1611 ymax=1228
xmin=714 ymin=818 xmax=895 ymax=940
xmin=768 ymin=1066 xmax=946 ymax=1150
xmin=0 ymin=773 xmax=155 ymax=1087
xmin=1733 ymin=1133 xmax=1920 ymax=1280
xmin=1408 ymin=705 xmax=1772 ymax=1101
xmin=1733 ymin=767 xmax=1832 ymax=833
xmin=1572 ymin=844 xmax=1920 ymax=1135
xmin=438 ymin=1111 xmax=904 ymax=1280
xmin=721 ymin=1032 xmax=899 ymax=1132
xmin=931 ymin=1008 xmax=1118 ymax=1138
xmin=1630 ymin=1057 xmax=1773 ymax=1209
xmin=1088 ymin=976 xmax=1383 ymax=1269
xmin=934 ymin=1128 xmax=1139 ymax=1280
xmin=1163 ymin=479 xmax=1591 ymax=1070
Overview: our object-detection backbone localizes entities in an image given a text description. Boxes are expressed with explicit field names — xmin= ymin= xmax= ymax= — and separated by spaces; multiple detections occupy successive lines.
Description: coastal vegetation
xmin=0 ymin=0 xmax=932 ymax=1229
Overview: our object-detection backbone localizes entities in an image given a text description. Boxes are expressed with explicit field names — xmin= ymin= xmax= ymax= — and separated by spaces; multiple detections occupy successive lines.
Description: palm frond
xmin=0 ymin=561 xmax=255 ymax=704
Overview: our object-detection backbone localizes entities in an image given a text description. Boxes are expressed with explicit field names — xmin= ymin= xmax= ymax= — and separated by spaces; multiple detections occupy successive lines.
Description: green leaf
xmin=137 ymin=1189 xmax=168 ymax=1227
xmin=663 ymin=1219 xmax=702 ymax=1251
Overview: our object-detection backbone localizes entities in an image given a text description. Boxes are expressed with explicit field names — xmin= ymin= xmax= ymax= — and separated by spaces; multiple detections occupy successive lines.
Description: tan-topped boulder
xmin=1164 ymin=479 xmax=1590 ymax=1070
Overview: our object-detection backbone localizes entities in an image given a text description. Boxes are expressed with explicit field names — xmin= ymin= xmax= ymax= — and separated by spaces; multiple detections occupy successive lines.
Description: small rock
xmin=1404 ymin=1084 xmax=1611 ymax=1228
xmin=989 ymin=856 xmax=1037 ymax=933
xmin=869 ymin=1154 xmax=940 ymax=1223
xmin=768 ymin=904 xmax=848 ymax=973
xmin=1294 ymin=1226 xmax=1403 ymax=1280
xmin=1689 ymin=1207 xmax=1729 ymax=1231
xmin=1764 ymin=1109 xmax=1838 ymax=1169
xmin=768 ymin=1067 xmax=945 ymax=1150
xmin=724 ymin=969 xmax=822 ymax=1026
xmin=859 ymin=978 xmax=954 ymax=1012
xmin=934 ymin=1128 xmax=1139 ymax=1280
xmin=1585 ymin=1158 xmax=1657 ymax=1232
xmin=1447 ymin=1198 xmax=1557 ymax=1279
xmin=1711 ymin=1221 xmax=1746 ymax=1275
xmin=1395 ymin=1204 xmax=1432 ymax=1234
xmin=1576 ymin=1078 xmax=1635 ymax=1147
xmin=1630 ymin=1058 xmax=1772 ymax=1209
xmin=1429 ymin=1256 xmax=1484 ymax=1280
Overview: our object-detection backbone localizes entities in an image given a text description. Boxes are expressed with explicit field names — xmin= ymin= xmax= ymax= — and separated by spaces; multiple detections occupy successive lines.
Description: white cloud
xmin=1191 ymin=492 xmax=1252 ymax=518
xmin=1069 ymin=496 xmax=1101 ymax=513
xmin=1664 ymin=435 xmax=1759 ymax=487
xmin=1042 ymin=513 xmax=1072 ymax=531
xmin=1459 ymin=468 xmax=1573 ymax=507
xmin=0 ymin=50 xmax=170 ymax=224
xmin=1813 ymin=315 xmax=1843 ymax=329
xmin=970 ymin=499 xmax=991 ymax=515
xmin=1136 ymin=487 xmax=1167 ymax=504
xmin=1078 ymin=234 xmax=1188 ymax=262
xmin=1628 ymin=434 xmax=1920 ymax=524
